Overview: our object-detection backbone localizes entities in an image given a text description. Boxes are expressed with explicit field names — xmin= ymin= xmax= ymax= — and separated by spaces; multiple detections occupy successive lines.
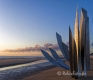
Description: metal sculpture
xmin=41 ymin=7 xmax=90 ymax=79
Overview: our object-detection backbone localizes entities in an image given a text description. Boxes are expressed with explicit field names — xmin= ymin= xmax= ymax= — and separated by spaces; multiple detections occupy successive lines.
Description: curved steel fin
xmin=56 ymin=32 xmax=69 ymax=62
xmin=49 ymin=48 xmax=70 ymax=69
xmin=41 ymin=50 xmax=68 ymax=69
xmin=62 ymin=42 xmax=69 ymax=60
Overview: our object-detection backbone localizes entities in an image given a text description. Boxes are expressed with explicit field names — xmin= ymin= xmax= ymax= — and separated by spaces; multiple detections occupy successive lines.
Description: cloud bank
xmin=3 ymin=43 xmax=60 ymax=52
xmin=2 ymin=42 xmax=92 ymax=53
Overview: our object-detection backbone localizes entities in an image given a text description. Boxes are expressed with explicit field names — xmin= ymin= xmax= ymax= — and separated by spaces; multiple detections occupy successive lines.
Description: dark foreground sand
xmin=23 ymin=56 xmax=93 ymax=80
xmin=0 ymin=58 xmax=43 ymax=67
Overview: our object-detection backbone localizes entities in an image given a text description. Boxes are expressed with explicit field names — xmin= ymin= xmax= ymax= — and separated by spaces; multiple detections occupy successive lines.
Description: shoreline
xmin=0 ymin=58 xmax=45 ymax=68
xmin=23 ymin=57 xmax=93 ymax=80
xmin=0 ymin=61 xmax=55 ymax=80
xmin=0 ymin=56 xmax=93 ymax=80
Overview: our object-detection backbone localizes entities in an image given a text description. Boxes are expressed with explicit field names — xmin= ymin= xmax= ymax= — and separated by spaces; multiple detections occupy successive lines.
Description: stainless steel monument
xmin=41 ymin=7 xmax=90 ymax=79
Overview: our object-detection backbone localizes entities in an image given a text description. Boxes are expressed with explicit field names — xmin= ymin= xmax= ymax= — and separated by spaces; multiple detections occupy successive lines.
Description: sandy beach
xmin=23 ymin=56 xmax=93 ymax=80
xmin=0 ymin=57 xmax=93 ymax=80
xmin=0 ymin=58 xmax=44 ymax=67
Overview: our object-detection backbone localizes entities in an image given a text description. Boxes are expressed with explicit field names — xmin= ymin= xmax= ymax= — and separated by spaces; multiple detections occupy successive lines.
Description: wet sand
xmin=0 ymin=58 xmax=43 ymax=67
xmin=23 ymin=56 xmax=93 ymax=80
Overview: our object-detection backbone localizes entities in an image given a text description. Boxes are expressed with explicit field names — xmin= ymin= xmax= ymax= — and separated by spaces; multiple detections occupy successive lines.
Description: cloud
xmin=3 ymin=43 xmax=60 ymax=52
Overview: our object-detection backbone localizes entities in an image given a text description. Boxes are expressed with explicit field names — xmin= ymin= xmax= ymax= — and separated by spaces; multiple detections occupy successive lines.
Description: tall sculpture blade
xmin=80 ymin=8 xmax=90 ymax=77
xmin=73 ymin=37 xmax=78 ymax=79
xmin=41 ymin=50 xmax=68 ymax=69
xmin=80 ymin=8 xmax=85 ymax=73
xmin=69 ymin=26 xmax=75 ymax=77
xmin=49 ymin=48 xmax=70 ymax=69
xmin=56 ymin=32 xmax=69 ymax=62
xmin=85 ymin=16 xmax=90 ymax=70
xmin=74 ymin=7 xmax=81 ymax=78
xmin=84 ymin=16 xmax=90 ymax=70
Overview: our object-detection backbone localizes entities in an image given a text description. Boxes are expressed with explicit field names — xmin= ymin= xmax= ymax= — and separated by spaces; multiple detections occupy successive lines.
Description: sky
xmin=0 ymin=0 xmax=93 ymax=56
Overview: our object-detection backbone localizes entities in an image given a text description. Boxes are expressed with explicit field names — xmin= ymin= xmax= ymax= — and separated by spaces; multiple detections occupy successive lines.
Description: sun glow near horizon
xmin=0 ymin=0 xmax=93 ymax=56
